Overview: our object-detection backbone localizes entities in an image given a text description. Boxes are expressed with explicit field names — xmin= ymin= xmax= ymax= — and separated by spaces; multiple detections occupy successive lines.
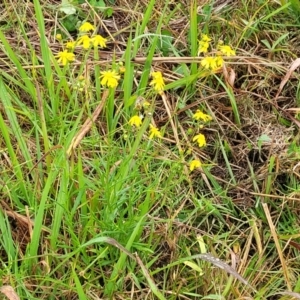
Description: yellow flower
xmin=99 ymin=70 xmax=120 ymax=88
xmin=215 ymin=56 xmax=224 ymax=68
xmin=201 ymin=56 xmax=217 ymax=70
xmin=190 ymin=160 xmax=201 ymax=171
xmin=56 ymin=50 xmax=75 ymax=66
xmin=201 ymin=34 xmax=211 ymax=42
xmin=143 ymin=101 xmax=151 ymax=109
xmin=193 ymin=110 xmax=213 ymax=122
xmin=91 ymin=35 xmax=107 ymax=48
xmin=118 ymin=62 xmax=126 ymax=74
xmin=198 ymin=41 xmax=210 ymax=54
xmin=198 ymin=34 xmax=211 ymax=54
xmin=56 ymin=34 xmax=62 ymax=41
xmin=149 ymin=124 xmax=162 ymax=139
xmin=149 ymin=71 xmax=165 ymax=92
xmin=193 ymin=134 xmax=207 ymax=147
xmin=66 ymin=41 xmax=76 ymax=51
xmin=77 ymin=35 xmax=91 ymax=49
xmin=218 ymin=45 xmax=235 ymax=56
xmin=129 ymin=115 xmax=142 ymax=127
xmin=119 ymin=66 xmax=126 ymax=74
xmin=79 ymin=22 xmax=95 ymax=32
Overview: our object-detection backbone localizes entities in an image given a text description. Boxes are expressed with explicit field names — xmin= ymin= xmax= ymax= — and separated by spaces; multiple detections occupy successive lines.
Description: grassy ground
xmin=0 ymin=0 xmax=300 ymax=299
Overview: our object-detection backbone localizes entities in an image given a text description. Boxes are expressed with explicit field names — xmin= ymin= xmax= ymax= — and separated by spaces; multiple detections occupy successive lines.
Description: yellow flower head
xmin=91 ymin=35 xmax=107 ymax=48
xmin=118 ymin=62 xmax=126 ymax=74
xmin=201 ymin=34 xmax=211 ymax=42
xmin=56 ymin=50 xmax=75 ymax=66
xmin=129 ymin=115 xmax=142 ymax=127
xmin=99 ymin=70 xmax=120 ymax=88
xmin=193 ymin=110 xmax=213 ymax=122
xmin=215 ymin=56 xmax=224 ymax=68
xmin=193 ymin=134 xmax=207 ymax=148
xmin=79 ymin=22 xmax=95 ymax=33
xmin=198 ymin=40 xmax=210 ymax=54
xmin=201 ymin=56 xmax=218 ymax=70
xmin=143 ymin=101 xmax=151 ymax=109
xmin=66 ymin=41 xmax=76 ymax=51
xmin=119 ymin=66 xmax=126 ymax=74
xmin=149 ymin=124 xmax=162 ymax=139
xmin=149 ymin=71 xmax=165 ymax=93
xmin=77 ymin=35 xmax=91 ymax=49
xmin=218 ymin=45 xmax=235 ymax=56
xmin=189 ymin=159 xmax=201 ymax=171
xmin=56 ymin=34 xmax=62 ymax=41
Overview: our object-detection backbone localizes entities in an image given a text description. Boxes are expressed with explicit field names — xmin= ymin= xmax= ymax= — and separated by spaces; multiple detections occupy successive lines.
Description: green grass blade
xmin=0 ymin=210 xmax=16 ymax=263
xmin=72 ymin=266 xmax=88 ymax=300
xmin=123 ymin=33 xmax=134 ymax=111
xmin=50 ymin=160 xmax=69 ymax=250
xmin=189 ymin=1 xmax=198 ymax=76
xmin=214 ymin=75 xmax=240 ymax=125
xmin=28 ymin=155 xmax=63 ymax=266
xmin=132 ymin=0 xmax=156 ymax=57
xmin=105 ymin=216 xmax=145 ymax=295
xmin=0 ymin=30 xmax=36 ymax=100
xmin=0 ymin=78 xmax=33 ymax=169
xmin=32 ymin=0 xmax=56 ymax=114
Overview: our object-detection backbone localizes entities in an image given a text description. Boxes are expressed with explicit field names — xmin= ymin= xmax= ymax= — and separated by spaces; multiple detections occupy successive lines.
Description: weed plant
xmin=0 ymin=0 xmax=300 ymax=299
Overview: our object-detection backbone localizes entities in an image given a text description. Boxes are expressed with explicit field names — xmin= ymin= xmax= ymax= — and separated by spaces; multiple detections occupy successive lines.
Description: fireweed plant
xmin=55 ymin=26 xmax=235 ymax=172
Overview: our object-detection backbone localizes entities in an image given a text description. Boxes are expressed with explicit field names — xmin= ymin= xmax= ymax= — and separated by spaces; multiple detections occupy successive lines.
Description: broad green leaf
xmin=62 ymin=14 xmax=78 ymax=32
xmin=105 ymin=8 xmax=114 ymax=17
xmin=59 ymin=0 xmax=76 ymax=15
xmin=89 ymin=0 xmax=106 ymax=8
